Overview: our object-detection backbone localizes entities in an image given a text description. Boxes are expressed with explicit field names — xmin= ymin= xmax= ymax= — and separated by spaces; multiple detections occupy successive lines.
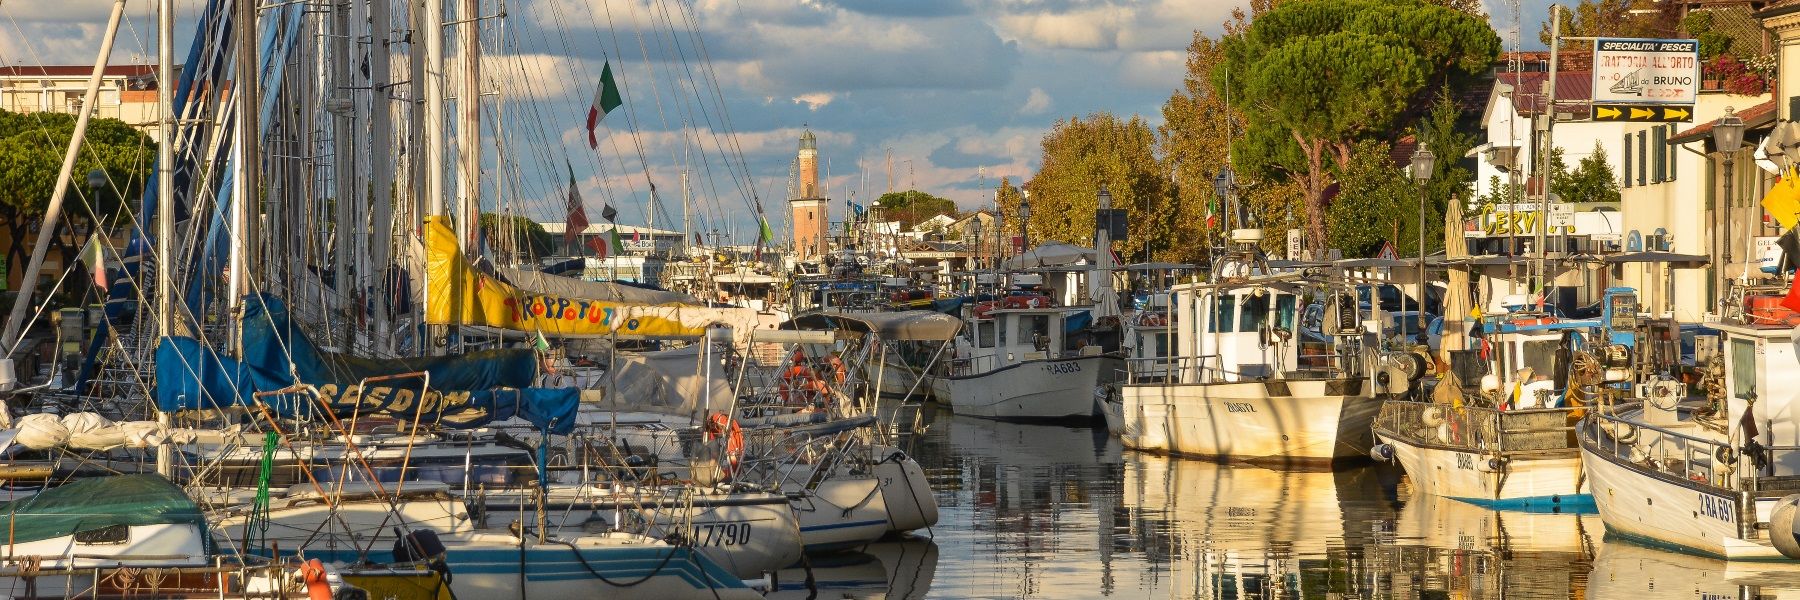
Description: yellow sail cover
xmin=425 ymin=215 xmax=712 ymax=338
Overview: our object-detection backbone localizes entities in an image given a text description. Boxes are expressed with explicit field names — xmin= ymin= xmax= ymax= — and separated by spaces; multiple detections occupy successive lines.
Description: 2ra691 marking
xmin=1043 ymin=362 xmax=1082 ymax=375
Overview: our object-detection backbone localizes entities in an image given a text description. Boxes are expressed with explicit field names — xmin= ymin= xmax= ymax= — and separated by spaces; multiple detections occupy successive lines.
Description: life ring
xmin=301 ymin=558 xmax=333 ymax=600
xmin=1510 ymin=316 xmax=1559 ymax=327
xmin=1420 ymin=406 xmax=1446 ymax=427
xmin=705 ymin=413 xmax=745 ymax=478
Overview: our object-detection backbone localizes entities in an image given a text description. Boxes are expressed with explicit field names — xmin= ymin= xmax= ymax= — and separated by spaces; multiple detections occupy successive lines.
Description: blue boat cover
xmin=154 ymin=294 xmax=574 ymax=434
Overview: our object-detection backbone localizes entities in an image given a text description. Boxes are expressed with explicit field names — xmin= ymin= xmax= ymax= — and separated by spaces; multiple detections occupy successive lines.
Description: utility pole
xmin=1535 ymin=3 xmax=1561 ymax=303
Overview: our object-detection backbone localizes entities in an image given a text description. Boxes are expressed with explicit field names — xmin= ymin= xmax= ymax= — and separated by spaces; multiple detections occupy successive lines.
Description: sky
xmin=0 ymin=0 xmax=1556 ymax=243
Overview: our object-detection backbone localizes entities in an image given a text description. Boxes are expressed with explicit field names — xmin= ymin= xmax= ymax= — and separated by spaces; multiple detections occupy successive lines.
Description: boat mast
xmin=456 ymin=0 xmax=480 ymax=252
xmin=331 ymin=0 xmax=356 ymax=347
xmin=370 ymin=0 xmax=394 ymax=355
xmin=228 ymin=0 xmax=262 ymax=353
xmin=0 ymin=0 xmax=128 ymax=355
xmin=423 ymin=0 xmax=448 ymax=352
xmin=155 ymin=0 xmax=176 ymax=477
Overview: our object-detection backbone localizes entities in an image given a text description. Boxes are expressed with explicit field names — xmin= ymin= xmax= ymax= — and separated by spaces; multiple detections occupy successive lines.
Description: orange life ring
xmin=706 ymin=413 xmax=745 ymax=478
xmin=1509 ymin=316 xmax=1558 ymax=327
xmin=301 ymin=558 xmax=332 ymax=600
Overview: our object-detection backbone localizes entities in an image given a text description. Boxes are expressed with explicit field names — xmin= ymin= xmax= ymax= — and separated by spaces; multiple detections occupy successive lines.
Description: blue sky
xmin=0 ymin=0 xmax=1552 ymax=243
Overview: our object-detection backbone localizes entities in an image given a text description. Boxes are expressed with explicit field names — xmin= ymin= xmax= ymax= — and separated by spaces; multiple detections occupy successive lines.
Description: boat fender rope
xmin=552 ymin=537 xmax=681 ymax=588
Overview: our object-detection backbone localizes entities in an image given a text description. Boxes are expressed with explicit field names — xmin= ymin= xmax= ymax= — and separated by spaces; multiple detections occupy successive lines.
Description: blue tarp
xmin=154 ymin=294 xmax=573 ymax=434
xmin=1063 ymin=310 xmax=1092 ymax=334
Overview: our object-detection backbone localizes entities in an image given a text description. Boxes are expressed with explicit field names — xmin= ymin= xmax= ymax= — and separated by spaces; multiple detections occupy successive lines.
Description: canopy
xmin=583 ymin=345 xmax=734 ymax=419
xmin=1124 ymin=262 xmax=1196 ymax=271
xmin=495 ymin=265 xmax=703 ymax=305
xmin=1005 ymin=242 xmax=1095 ymax=269
xmin=0 ymin=474 xmax=203 ymax=544
xmin=781 ymin=311 xmax=962 ymax=341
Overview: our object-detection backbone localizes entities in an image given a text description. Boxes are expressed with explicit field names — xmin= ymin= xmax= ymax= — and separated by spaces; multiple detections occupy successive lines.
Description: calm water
xmin=787 ymin=408 xmax=1800 ymax=599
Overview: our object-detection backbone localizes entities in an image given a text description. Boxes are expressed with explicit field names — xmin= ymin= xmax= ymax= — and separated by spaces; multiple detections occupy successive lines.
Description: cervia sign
xmin=1593 ymin=38 xmax=1700 ymax=105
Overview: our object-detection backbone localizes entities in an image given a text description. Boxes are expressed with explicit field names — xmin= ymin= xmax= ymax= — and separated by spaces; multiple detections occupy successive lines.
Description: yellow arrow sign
xmin=1597 ymin=106 xmax=1621 ymax=120
xmin=1630 ymin=107 xmax=1655 ymax=119
xmin=1663 ymin=106 xmax=1691 ymax=121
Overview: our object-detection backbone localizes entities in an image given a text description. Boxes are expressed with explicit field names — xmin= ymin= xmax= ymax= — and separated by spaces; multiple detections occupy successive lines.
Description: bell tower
xmin=790 ymin=128 xmax=828 ymax=261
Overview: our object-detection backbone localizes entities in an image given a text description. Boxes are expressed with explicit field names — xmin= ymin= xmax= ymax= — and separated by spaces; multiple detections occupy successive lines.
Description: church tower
xmin=790 ymin=128 xmax=828 ymax=261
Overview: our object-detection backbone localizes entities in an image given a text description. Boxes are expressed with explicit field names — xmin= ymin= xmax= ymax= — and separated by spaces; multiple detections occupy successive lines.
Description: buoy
xmin=301 ymin=558 xmax=333 ymax=600
xmin=1420 ymin=406 xmax=1446 ymax=428
xmin=1370 ymin=443 xmax=1396 ymax=462
xmin=1436 ymin=423 xmax=1452 ymax=445
xmin=1770 ymin=495 xmax=1800 ymax=560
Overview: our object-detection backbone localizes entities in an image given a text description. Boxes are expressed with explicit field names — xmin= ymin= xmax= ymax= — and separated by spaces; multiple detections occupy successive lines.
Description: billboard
xmin=1592 ymin=38 xmax=1700 ymax=105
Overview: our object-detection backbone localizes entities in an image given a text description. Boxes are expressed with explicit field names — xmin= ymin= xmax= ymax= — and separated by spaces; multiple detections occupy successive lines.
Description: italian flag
xmin=586 ymin=61 xmax=623 ymax=149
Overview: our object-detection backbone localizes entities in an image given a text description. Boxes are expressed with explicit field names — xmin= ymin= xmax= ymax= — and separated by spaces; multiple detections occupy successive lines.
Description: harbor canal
xmin=800 ymin=408 xmax=1800 ymax=599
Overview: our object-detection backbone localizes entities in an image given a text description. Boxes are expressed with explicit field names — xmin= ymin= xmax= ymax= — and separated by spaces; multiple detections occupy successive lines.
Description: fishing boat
xmin=1118 ymin=230 xmax=1384 ymax=467
xmin=940 ymin=297 xmax=1121 ymax=421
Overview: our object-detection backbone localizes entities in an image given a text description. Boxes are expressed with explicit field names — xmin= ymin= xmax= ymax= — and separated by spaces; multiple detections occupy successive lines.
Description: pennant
xmin=610 ymin=226 xmax=624 ymax=256
xmin=563 ymin=161 xmax=589 ymax=248
xmin=1762 ymin=168 xmax=1800 ymax=231
xmin=632 ymin=229 xmax=641 ymax=243
xmin=78 ymin=235 xmax=107 ymax=291
xmin=586 ymin=61 xmax=624 ymax=149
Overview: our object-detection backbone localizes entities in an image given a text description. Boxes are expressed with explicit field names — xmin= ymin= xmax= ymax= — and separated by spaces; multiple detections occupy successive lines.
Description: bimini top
xmin=782 ymin=310 xmax=963 ymax=341
xmin=0 ymin=474 xmax=204 ymax=544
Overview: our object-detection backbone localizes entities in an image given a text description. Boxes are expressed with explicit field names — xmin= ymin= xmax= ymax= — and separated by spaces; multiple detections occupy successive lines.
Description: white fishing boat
xmin=1118 ymin=231 xmax=1383 ymax=466
xmin=1578 ymin=318 xmax=1800 ymax=561
xmin=942 ymin=301 xmax=1120 ymax=420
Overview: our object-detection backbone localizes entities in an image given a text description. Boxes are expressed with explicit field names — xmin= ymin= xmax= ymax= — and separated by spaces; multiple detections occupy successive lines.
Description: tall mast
xmin=228 ymin=0 xmax=262 ymax=352
xmin=154 ymin=0 xmax=176 ymax=476
xmin=370 ymin=0 xmax=394 ymax=354
xmin=422 ymin=0 xmax=448 ymax=352
xmin=331 ymin=0 xmax=356 ymax=345
xmin=456 ymin=0 xmax=480 ymax=251
xmin=0 ymin=0 xmax=127 ymax=354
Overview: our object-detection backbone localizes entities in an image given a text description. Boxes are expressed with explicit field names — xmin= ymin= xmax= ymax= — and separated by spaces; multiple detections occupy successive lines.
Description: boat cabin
xmin=1711 ymin=322 xmax=1800 ymax=477
xmin=954 ymin=306 xmax=1089 ymax=374
xmin=1171 ymin=283 xmax=1302 ymax=383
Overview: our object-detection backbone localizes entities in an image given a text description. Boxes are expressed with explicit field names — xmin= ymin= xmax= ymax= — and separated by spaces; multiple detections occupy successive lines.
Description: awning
xmin=1124 ymin=262 xmax=1196 ymax=271
xmin=1600 ymin=251 xmax=1710 ymax=267
xmin=781 ymin=310 xmax=963 ymax=341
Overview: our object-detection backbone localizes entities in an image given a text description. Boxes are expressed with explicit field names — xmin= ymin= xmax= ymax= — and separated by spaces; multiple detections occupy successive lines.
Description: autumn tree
xmin=1023 ymin=113 xmax=1173 ymax=262
xmin=873 ymin=190 xmax=958 ymax=229
xmin=1218 ymin=0 xmax=1498 ymax=254
xmin=1541 ymin=0 xmax=1678 ymax=54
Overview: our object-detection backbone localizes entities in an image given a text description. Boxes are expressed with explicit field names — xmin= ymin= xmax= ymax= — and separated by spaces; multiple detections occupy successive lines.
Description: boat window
xmin=1024 ymin=315 xmax=1051 ymax=344
xmin=1521 ymin=339 xmax=1560 ymax=383
xmin=1152 ymin=332 xmax=1170 ymax=357
xmin=1240 ymin=294 xmax=1268 ymax=332
xmin=1209 ymin=296 xmax=1236 ymax=333
xmin=1275 ymin=295 xmax=1297 ymax=331
xmin=976 ymin=321 xmax=995 ymax=348
xmin=1731 ymin=338 xmax=1757 ymax=400
xmin=998 ymin=316 xmax=1008 ymax=346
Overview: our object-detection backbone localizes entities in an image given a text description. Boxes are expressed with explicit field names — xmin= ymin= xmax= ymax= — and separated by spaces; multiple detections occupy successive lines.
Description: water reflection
xmin=786 ymin=410 xmax=1787 ymax=599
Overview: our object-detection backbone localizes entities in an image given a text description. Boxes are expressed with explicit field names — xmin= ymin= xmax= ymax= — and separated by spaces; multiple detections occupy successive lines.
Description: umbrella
xmin=1442 ymin=199 xmax=1472 ymax=353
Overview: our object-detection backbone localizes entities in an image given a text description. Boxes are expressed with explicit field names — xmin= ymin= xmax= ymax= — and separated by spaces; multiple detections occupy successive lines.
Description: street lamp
xmin=1713 ymin=107 xmax=1745 ymax=313
xmin=1410 ymin=144 xmax=1436 ymax=346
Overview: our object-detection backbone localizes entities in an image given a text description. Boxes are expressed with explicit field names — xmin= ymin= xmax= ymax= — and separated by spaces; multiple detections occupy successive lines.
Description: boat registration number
xmin=1699 ymin=493 xmax=1735 ymax=524
xmin=1043 ymin=362 xmax=1082 ymax=375
xmin=694 ymin=522 xmax=754 ymax=547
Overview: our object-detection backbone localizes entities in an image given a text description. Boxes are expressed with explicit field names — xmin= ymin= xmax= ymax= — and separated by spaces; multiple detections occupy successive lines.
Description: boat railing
xmin=1585 ymin=411 xmax=1733 ymax=491
xmin=1376 ymin=400 xmax=1581 ymax=454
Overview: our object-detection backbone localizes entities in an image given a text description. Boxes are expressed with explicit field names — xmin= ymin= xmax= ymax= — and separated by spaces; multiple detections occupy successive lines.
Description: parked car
xmin=1385 ymin=311 xmax=1443 ymax=351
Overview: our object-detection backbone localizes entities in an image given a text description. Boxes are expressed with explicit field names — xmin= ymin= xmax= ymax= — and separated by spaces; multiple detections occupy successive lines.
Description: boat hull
xmin=869 ymin=445 xmax=938 ymax=533
xmin=1377 ymin=431 xmax=1589 ymax=510
xmin=1580 ymin=439 xmax=1776 ymax=559
xmin=1120 ymin=378 xmax=1376 ymax=467
xmin=945 ymin=355 xmax=1117 ymax=421
xmin=790 ymin=477 xmax=892 ymax=553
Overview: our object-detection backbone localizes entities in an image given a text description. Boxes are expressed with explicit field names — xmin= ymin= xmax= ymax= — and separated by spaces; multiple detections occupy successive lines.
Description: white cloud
xmin=992 ymin=0 xmax=1233 ymax=52
xmin=793 ymin=92 xmax=835 ymax=111
xmin=1019 ymin=87 xmax=1052 ymax=115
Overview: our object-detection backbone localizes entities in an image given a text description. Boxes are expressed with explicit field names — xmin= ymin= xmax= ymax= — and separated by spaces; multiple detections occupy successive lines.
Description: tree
xmin=1023 ymin=113 xmax=1173 ymax=261
xmin=479 ymin=212 xmax=554 ymax=258
xmin=1540 ymin=0 xmax=1678 ymax=54
xmin=873 ymin=190 xmax=957 ymax=229
xmin=1326 ymin=140 xmax=1417 ymax=257
xmin=1551 ymin=142 xmax=1622 ymax=204
xmin=0 ymin=109 xmax=153 ymax=294
xmin=1219 ymin=0 xmax=1499 ymax=254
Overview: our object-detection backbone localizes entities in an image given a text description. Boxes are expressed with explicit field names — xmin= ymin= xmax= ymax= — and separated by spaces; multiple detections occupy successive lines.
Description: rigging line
xmin=595 ymin=0 xmax=673 ymax=225
xmin=666 ymin=0 xmax=755 ymax=207
xmin=539 ymin=0 xmax=641 ymax=218
xmin=647 ymin=0 xmax=734 ymax=234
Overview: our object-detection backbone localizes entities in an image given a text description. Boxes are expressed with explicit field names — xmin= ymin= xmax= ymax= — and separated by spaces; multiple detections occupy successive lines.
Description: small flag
xmin=586 ymin=234 xmax=611 ymax=259
xmin=586 ymin=61 xmax=624 ymax=149
xmin=563 ymin=161 xmax=588 ymax=248
xmin=758 ymin=215 xmax=774 ymax=245
xmin=78 ymin=235 xmax=106 ymax=291
xmin=610 ymin=226 xmax=624 ymax=256
xmin=632 ymin=229 xmax=641 ymax=243
xmin=694 ymin=232 xmax=703 ymax=246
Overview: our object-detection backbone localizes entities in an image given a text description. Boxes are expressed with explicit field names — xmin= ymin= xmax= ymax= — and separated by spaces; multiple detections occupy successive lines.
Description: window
xmin=1623 ymin=134 xmax=1633 ymax=188
xmin=1023 ymin=315 xmax=1050 ymax=343
xmin=1240 ymin=294 xmax=1268 ymax=332
xmin=1651 ymin=127 xmax=1665 ymax=184
xmin=976 ymin=322 xmax=995 ymax=348
xmin=1208 ymin=295 xmax=1236 ymax=333
xmin=1275 ymin=295 xmax=1297 ymax=331
xmin=1638 ymin=130 xmax=1647 ymax=187
xmin=1523 ymin=339 xmax=1561 ymax=381
xmin=1667 ymin=124 xmax=1677 ymax=181
xmin=1732 ymin=339 xmax=1757 ymax=400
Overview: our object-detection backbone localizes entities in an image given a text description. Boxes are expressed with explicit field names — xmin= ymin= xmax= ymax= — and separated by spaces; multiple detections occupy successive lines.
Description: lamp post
xmin=1712 ymin=107 xmax=1744 ymax=314
xmin=1410 ymin=145 xmax=1436 ymax=346
xmin=1018 ymin=196 xmax=1032 ymax=262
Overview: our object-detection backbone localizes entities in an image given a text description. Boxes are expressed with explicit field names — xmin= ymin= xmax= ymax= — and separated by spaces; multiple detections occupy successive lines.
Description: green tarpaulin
xmin=1 ymin=474 xmax=203 ymax=544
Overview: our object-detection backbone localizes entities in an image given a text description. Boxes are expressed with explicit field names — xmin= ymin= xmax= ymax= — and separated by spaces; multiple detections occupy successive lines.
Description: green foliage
xmin=0 ymin=109 xmax=152 ymax=297
xmin=1326 ymin=140 xmax=1420 ymax=257
xmin=1218 ymin=0 xmax=1499 ymax=252
xmin=1683 ymin=11 xmax=1734 ymax=60
xmin=1023 ymin=113 xmax=1173 ymax=261
xmin=1551 ymin=142 xmax=1622 ymax=204
xmin=479 ymin=212 xmax=555 ymax=258
xmin=874 ymin=190 xmax=957 ymax=229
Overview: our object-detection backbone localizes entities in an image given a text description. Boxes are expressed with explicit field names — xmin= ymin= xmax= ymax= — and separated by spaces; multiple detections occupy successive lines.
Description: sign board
xmin=1593 ymin=104 xmax=1694 ymax=122
xmin=1375 ymin=241 xmax=1397 ymax=261
xmin=1471 ymin=203 xmax=1578 ymax=237
xmin=1286 ymin=228 xmax=1301 ymax=261
xmin=1549 ymin=203 xmax=1574 ymax=228
xmin=1755 ymin=236 xmax=1781 ymax=274
xmin=1592 ymin=38 xmax=1699 ymax=105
